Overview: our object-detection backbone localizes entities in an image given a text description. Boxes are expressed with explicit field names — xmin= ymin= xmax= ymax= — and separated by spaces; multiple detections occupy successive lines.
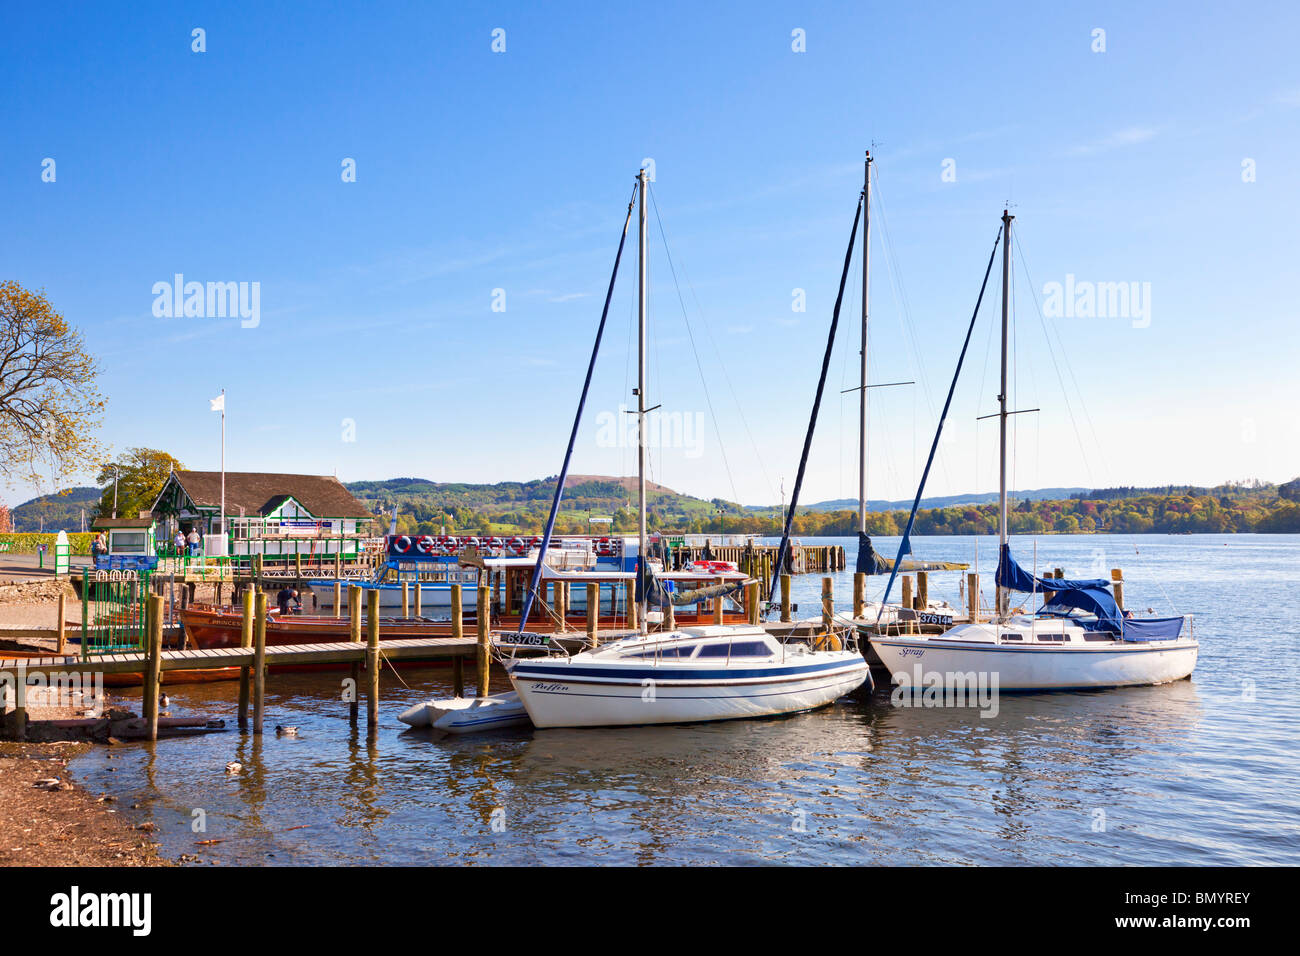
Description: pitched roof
xmin=167 ymin=471 xmax=373 ymax=519
xmin=92 ymin=517 xmax=155 ymax=529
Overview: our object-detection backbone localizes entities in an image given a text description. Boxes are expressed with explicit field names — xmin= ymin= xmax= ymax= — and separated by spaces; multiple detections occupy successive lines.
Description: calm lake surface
xmin=71 ymin=534 xmax=1300 ymax=865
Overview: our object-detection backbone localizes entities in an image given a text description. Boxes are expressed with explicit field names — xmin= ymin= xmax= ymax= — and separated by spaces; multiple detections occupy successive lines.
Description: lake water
xmin=70 ymin=534 xmax=1300 ymax=865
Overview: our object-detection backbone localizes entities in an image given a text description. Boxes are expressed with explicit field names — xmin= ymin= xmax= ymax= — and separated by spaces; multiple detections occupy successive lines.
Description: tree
xmin=95 ymin=448 xmax=184 ymax=520
xmin=0 ymin=281 xmax=106 ymax=487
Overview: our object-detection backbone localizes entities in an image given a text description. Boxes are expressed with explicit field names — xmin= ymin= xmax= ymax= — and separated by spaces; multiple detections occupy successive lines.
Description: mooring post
xmin=145 ymin=594 xmax=163 ymax=742
xmin=555 ymin=581 xmax=567 ymax=632
xmin=967 ymin=572 xmax=979 ymax=623
xmin=333 ymin=581 xmax=341 ymax=617
xmin=451 ymin=583 xmax=465 ymax=697
xmin=822 ymin=577 xmax=833 ymax=630
xmin=627 ymin=584 xmax=638 ymax=630
xmin=586 ymin=582 xmax=599 ymax=647
xmin=853 ymin=572 xmax=865 ymax=619
xmin=348 ymin=584 xmax=362 ymax=726
xmin=746 ymin=581 xmax=760 ymax=625
xmin=780 ymin=573 xmax=791 ymax=623
xmin=252 ymin=592 xmax=267 ymax=735
xmin=476 ymin=584 xmax=490 ymax=697
xmin=414 ymin=580 xmax=422 ymax=618
xmin=56 ymin=592 xmax=66 ymax=655
xmin=366 ymin=589 xmax=380 ymax=728
xmin=1111 ymin=568 xmax=1124 ymax=610
xmin=713 ymin=585 xmax=725 ymax=625
xmin=917 ymin=570 xmax=929 ymax=611
xmin=294 ymin=552 xmax=302 ymax=582
xmin=401 ymin=581 xmax=409 ymax=619
xmin=238 ymin=588 xmax=254 ymax=729
xmin=901 ymin=575 xmax=913 ymax=611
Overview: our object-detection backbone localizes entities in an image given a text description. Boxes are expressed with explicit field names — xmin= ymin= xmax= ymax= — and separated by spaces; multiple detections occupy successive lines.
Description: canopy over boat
xmin=998 ymin=544 xmax=1184 ymax=641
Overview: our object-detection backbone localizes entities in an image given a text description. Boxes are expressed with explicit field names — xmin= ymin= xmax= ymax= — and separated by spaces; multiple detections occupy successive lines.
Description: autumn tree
xmin=0 ymin=281 xmax=105 ymax=487
xmin=95 ymin=448 xmax=184 ymax=520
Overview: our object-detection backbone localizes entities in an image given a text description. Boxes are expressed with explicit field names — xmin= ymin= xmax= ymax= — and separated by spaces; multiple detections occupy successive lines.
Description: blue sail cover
xmin=996 ymin=544 xmax=1109 ymax=593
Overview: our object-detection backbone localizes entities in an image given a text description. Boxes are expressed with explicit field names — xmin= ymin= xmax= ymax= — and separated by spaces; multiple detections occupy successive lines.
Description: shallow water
xmin=71 ymin=534 xmax=1300 ymax=865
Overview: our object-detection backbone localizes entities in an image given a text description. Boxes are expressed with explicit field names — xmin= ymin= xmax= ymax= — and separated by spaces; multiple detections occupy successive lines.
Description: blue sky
xmin=3 ymin=1 xmax=1297 ymax=509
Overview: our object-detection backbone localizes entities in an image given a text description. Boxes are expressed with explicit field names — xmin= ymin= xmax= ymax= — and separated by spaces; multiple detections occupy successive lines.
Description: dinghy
xmin=397 ymin=692 xmax=530 ymax=733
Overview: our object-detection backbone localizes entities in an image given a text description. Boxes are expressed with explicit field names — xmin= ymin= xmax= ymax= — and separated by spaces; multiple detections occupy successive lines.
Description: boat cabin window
xmin=629 ymin=644 xmax=698 ymax=659
xmin=1000 ymin=632 xmax=1023 ymax=642
xmin=1036 ymin=633 xmax=1067 ymax=642
xmin=696 ymin=641 xmax=773 ymax=658
xmin=1083 ymin=633 xmax=1114 ymax=642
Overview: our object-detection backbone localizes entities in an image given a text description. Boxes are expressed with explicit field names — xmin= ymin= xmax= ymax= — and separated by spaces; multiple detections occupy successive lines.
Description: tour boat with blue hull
xmin=506 ymin=626 xmax=871 ymax=729
xmin=867 ymin=210 xmax=1198 ymax=691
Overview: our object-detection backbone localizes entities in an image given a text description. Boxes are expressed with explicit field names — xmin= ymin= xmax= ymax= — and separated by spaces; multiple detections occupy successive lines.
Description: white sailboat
xmin=505 ymin=168 xmax=869 ymax=729
xmin=869 ymin=210 xmax=1199 ymax=690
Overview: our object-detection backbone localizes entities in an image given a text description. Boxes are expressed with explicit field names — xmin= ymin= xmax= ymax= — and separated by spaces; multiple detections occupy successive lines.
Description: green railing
xmin=80 ymin=567 xmax=153 ymax=658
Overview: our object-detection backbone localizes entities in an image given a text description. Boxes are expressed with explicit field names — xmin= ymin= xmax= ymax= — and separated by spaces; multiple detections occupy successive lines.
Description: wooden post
xmin=333 ymin=581 xmax=341 ymax=617
xmin=821 ymin=577 xmax=833 ymax=629
xmin=1111 ymin=568 xmax=1124 ymax=610
xmin=627 ymin=584 xmax=638 ymax=630
xmin=665 ymin=596 xmax=675 ymax=632
xmin=56 ymin=592 xmax=66 ymax=655
xmin=555 ymin=581 xmax=567 ymax=632
xmin=294 ymin=552 xmax=303 ymax=581
xmin=901 ymin=575 xmax=913 ymax=612
xmin=414 ymin=581 xmax=422 ymax=618
xmin=238 ymin=588 xmax=254 ymax=729
xmin=586 ymin=582 xmax=599 ymax=648
xmin=401 ymin=581 xmax=410 ymax=619
xmin=780 ymin=573 xmax=791 ymax=623
xmin=917 ymin=570 xmax=929 ymax=610
xmin=746 ymin=581 xmax=760 ymax=625
xmin=145 ymin=595 xmax=163 ymax=741
xmin=853 ymin=573 xmax=865 ymax=619
xmin=366 ymin=589 xmax=380 ymax=728
xmin=713 ymin=581 xmax=725 ymax=625
xmin=253 ymin=592 xmax=267 ymax=735
xmin=253 ymin=553 xmax=263 ymax=591
xmin=348 ymin=585 xmax=362 ymax=726
xmin=967 ymin=572 xmax=979 ymax=623
xmin=476 ymin=582 xmax=490 ymax=697
xmin=451 ymin=584 xmax=465 ymax=697
xmin=491 ymin=574 xmax=500 ymax=615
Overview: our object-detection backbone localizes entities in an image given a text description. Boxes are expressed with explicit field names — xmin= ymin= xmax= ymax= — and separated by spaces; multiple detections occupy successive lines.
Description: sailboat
xmin=868 ymin=210 xmax=1199 ymax=690
xmin=504 ymin=168 xmax=870 ymax=729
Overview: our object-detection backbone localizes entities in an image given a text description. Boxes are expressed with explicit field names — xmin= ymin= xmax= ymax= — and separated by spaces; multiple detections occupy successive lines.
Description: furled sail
xmin=857 ymin=533 xmax=968 ymax=575
xmin=637 ymin=567 xmax=746 ymax=608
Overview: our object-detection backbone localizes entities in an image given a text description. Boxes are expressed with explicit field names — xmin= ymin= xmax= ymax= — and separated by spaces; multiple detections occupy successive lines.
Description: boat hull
xmin=869 ymin=636 xmax=1199 ymax=690
xmin=507 ymin=654 xmax=870 ymax=728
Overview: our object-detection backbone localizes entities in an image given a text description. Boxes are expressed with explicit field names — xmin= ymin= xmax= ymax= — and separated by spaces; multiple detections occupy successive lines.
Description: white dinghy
xmin=398 ymin=692 xmax=530 ymax=734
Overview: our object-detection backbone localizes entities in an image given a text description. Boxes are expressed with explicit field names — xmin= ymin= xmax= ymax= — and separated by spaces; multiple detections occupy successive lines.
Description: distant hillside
xmin=804 ymin=488 xmax=1089 ymax=512
xmin=345 ymin=476 xmax=1300 ymax=536
xmin=9 ymin=486 xmax=101 ymax=532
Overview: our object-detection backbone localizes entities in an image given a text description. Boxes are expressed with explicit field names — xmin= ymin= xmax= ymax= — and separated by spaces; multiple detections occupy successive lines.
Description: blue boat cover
xmin=996 ymin=544 xmax=1109 ymax=593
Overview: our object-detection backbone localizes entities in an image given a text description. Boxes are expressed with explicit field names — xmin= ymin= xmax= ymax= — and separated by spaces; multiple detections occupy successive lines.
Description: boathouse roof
xmin=157 ymin=471 xmax=373 ymax=519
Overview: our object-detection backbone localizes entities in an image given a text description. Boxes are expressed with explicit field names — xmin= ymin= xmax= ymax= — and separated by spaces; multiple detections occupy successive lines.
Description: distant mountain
xmin=802 ymin=487 xmax=1090 ymax=513
xmin=9 ymin=486 xmax=101 ymax=532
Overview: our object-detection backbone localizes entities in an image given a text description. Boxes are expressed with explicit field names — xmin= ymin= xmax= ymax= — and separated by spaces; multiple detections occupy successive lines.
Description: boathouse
xmin=151 ymin=471 xmax=374 ymax=556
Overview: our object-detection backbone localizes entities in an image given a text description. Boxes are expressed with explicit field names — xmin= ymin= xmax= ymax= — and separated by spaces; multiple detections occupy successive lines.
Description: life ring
xmin=391 ymin=535 xmax=413 ymax=554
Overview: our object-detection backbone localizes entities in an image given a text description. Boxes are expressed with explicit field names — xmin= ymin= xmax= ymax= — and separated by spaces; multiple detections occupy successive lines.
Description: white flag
xmin=210 ymin=393 xmax=225 ymax=412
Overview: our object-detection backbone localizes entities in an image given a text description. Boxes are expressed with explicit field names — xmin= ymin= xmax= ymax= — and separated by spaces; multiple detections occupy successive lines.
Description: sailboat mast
xmin=997 ymin=209 xmax=1014 ymax=620
xmin=637 ymin=168 xmax=649 ymax=636
xmin=858 ymin=151 xmax=872 ymax=533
